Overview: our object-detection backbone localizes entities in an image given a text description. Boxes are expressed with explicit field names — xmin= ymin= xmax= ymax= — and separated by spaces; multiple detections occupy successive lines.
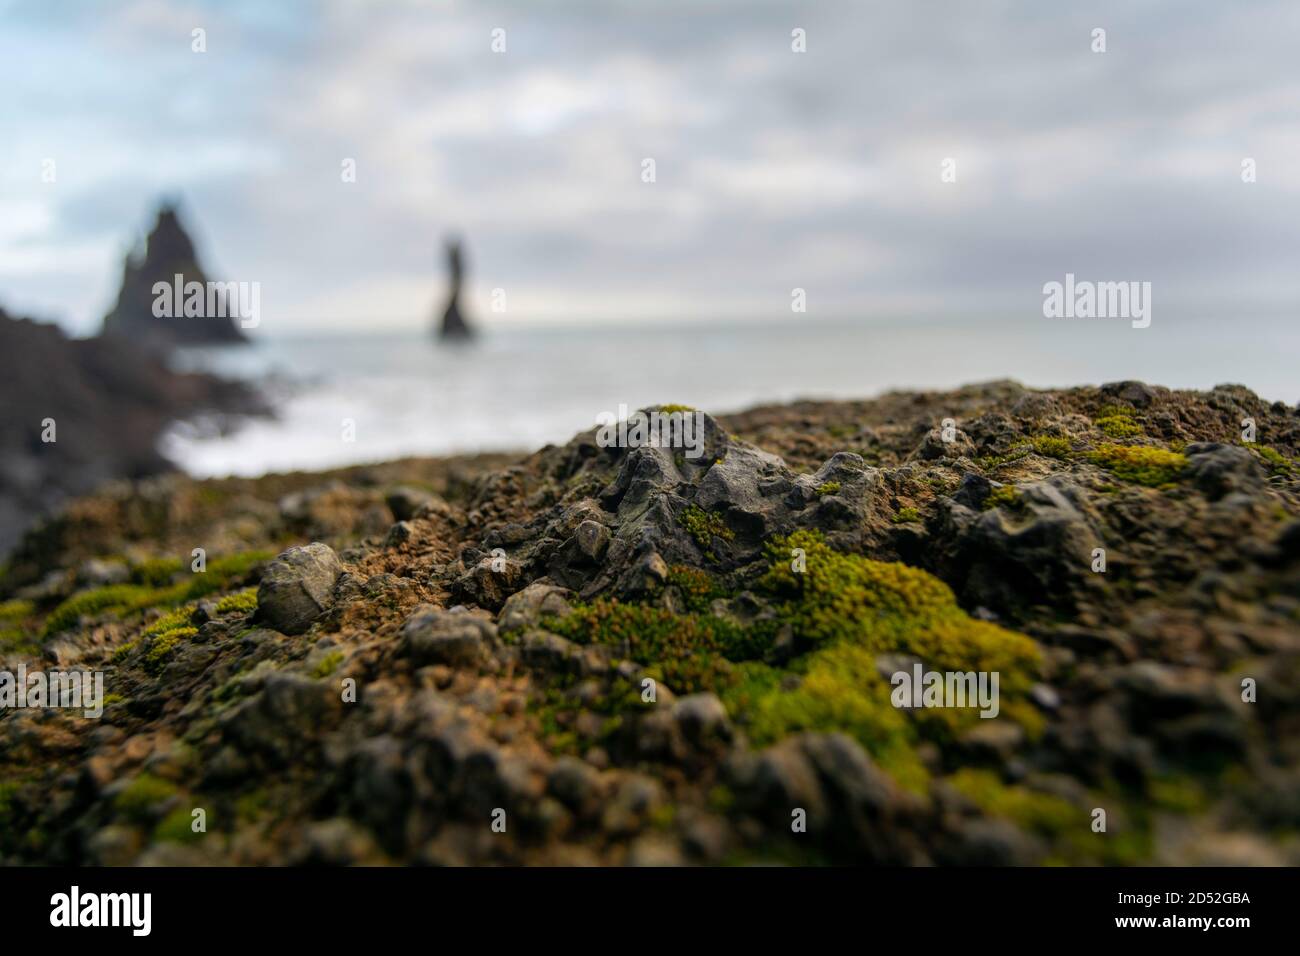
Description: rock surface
xmin=2 ymin=380 xmax=1298 ymax=867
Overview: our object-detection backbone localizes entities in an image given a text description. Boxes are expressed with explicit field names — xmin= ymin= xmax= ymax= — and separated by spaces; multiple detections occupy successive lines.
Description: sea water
xmin=162 ymin=314 xmax=1299 ymax=478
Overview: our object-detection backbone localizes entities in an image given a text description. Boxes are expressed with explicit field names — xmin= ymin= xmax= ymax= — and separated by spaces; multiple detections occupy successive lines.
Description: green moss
xmin=131 ymin=556 xmax=186 ymax=587
xmin=679 ymin=505 xmax=734 ymax=559
xmin=0 ymin=601 xmax=38 ymax=653
xmin=982 ymin=485 xmax=1021 ymax=511
xmin=110 ymin=640 xmax=139 ymax=664
xmin=540 ymin=531 xmax=1042 ymax=800
xmin=1147 ymin=775 xmax=1210 ymax=814
xmin=977 ymin=447 xmax=1030 ymax=472
xmin=707 ymin=784 xmax=735 ymax=813
xmin=311 ymin=650 xmax=345 ymax=678
xmin=1029 ymin=435 xmax=1072 ymax=459
xmin=214 ymin=587 xmax=258 ymax=615
xmin=549 ymin=600 xmax=758 ymax=693
xmin=739 ymin=531 xmax=1042 ymax=752
xmin=0 ymin=627 xmax=36 ymax=654
xmin=658 ymin=403 xmax=695 ymax=414
xmin=1093 ymin=409 xmax=1143 ymax=439
xmin=947 ymin=768 xmax=1147 ymax=865
xmin=142 ymin=607 xmax=196 ymax=638
xmin=154 ymin=806 xmax=204 ymax=845
xmin=42 ymin=584 xmax=155 ymax=636
xmin=114 ymin=774 xmax=178 ymax=822
xmin=666 ymin=565 xmax=724 ymax=614
xmin=814 ymin=481 xmax=841 ymax=497
xmin=1090 ymin=443 xmax=1187 ymax=486
xmin=143 ymin=628 xmax=196 ymax=675
xmin=41 ymin=549 xmax=274 ymax=637
xmin=235 ymin=790 xmax=271 ymax=823
xmin=1251 ymin=445 xmax=1297 ymax=478
xmin=727 ymin=653 xmax=928 ymax=790
xmin=0 ymin=598 xmax=34 ymax=621
xmin=891 ymin=506 xmax=921 ymax=523
xmin=950 ymin=768 xmax=1077 ymax=834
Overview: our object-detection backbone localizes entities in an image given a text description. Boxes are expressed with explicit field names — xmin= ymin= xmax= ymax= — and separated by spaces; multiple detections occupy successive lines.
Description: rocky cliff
xmin=0 ymin=307 xmax=262 ymax=555
xmin=2 ymin=381 xmax=1298 ymax=865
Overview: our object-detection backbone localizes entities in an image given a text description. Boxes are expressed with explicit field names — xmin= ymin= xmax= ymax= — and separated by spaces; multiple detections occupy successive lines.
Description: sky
xmin=1 ymin=0 xmax=1298 ymax=336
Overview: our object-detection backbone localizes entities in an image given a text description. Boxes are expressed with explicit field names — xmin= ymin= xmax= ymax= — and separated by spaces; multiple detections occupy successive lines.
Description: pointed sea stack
xmin=436 ymin=238 xmax=475 ymax=342
xmin=101 ymin=203 xmax=249 ymax=349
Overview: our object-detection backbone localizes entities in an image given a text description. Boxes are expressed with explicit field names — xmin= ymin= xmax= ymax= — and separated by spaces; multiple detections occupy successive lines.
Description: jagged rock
xmin=435 ymin=238 xmax=475 ymax=342
xmin=384 ymin=521 xmax=413 ymax=549
xmin=101 ymin=204 xmax=249 ymax=348
xmin=451 ymin=555 xmax=526 ymax=612
xmin=947 ymin=476 xmax=1103 ymax=613
xmin=911 ymin=426 xmax=977 ymax=461
xmin=256 ymin=543 xmax=343 ymax=634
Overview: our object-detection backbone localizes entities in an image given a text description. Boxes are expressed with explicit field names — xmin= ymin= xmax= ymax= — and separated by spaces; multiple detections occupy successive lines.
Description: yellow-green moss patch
xmin=1090 ymin=443 xmax=1187 ymax=486
xmin=214 ymin=587 xmax=258 ymax=615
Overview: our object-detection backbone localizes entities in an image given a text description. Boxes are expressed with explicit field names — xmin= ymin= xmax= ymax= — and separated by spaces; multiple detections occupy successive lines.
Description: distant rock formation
xmin=0 ymin=306 xmax=263 ymax=554
xmin=436 ymin=238 xmax=475 ymax=342
xmin=101 ymin=203 xmax=250 ymax=349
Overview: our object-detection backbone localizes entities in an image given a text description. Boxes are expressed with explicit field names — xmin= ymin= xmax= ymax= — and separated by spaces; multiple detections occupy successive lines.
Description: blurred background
xmin=2 ymin=0 xmax=1298 ymax=541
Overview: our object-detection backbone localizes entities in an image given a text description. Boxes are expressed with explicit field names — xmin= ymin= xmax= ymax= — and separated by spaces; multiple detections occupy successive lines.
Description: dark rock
xmin=256 ymin=543 xmax=343 ymax=634
xmin=384 ymin=521 xmax=413 ymax=549
xmin=399 ymin=606 xmax=497 ymax=668
xmin=1100 ymin=381 xmax=1158 ymax=408
xmin=101 ymin=204 xmax=249 ymax=348
xmin=385 ymin=486 xmax=434 ymax=521
xmin=222 ymin=673 xmax=344 ymax=763
xmin=1184 ymin=442 xmax=1264 ymax=500
xmin=450 ymin=555 xmax=525 ymax=612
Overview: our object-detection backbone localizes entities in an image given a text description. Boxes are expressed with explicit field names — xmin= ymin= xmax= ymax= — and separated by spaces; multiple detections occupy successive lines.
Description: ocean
xmin=162 ymin=314 xmax=1299 ymax=478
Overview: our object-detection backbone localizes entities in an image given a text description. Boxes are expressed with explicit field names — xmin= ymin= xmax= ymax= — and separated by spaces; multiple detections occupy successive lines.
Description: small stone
xmin=670 ymin=693 xmax=732 ymax=748
xmin=385 ymin=486 xmax=433 ymax=521
xmin=256 ymin=543 xmax=343 ymax=635
xmin=399 ymin=605 xmax=497 ymax=668
xmin=1030 ymin=683 xmax=1061 ymax=710
xmin=572 ymin=520 xmax=610 ymax=561
xmin=383 ymin=521 xmax=413 ymax=548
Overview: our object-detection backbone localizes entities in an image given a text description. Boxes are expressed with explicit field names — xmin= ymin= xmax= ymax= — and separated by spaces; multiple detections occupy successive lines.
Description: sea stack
xmin=101 ymin=202 xmax=249 ymax=349
xmin=436 ymin=238 xmax=475 ymax=342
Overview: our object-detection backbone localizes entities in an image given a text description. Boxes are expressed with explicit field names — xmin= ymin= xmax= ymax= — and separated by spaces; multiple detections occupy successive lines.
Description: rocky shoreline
xmin=2 ymin=380 xmax=1298 ymax=865
xmin=0 ymin=308 xmax=265 ymax=556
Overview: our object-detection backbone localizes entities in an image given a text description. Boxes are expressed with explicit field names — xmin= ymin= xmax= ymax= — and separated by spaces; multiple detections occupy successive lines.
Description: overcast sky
xmin=2 ymin=0 xmax=1298 ymax=335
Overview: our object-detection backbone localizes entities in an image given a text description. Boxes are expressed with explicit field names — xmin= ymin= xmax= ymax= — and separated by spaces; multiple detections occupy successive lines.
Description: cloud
xmin=0 ymin=0 xmax=1297 ymax=334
